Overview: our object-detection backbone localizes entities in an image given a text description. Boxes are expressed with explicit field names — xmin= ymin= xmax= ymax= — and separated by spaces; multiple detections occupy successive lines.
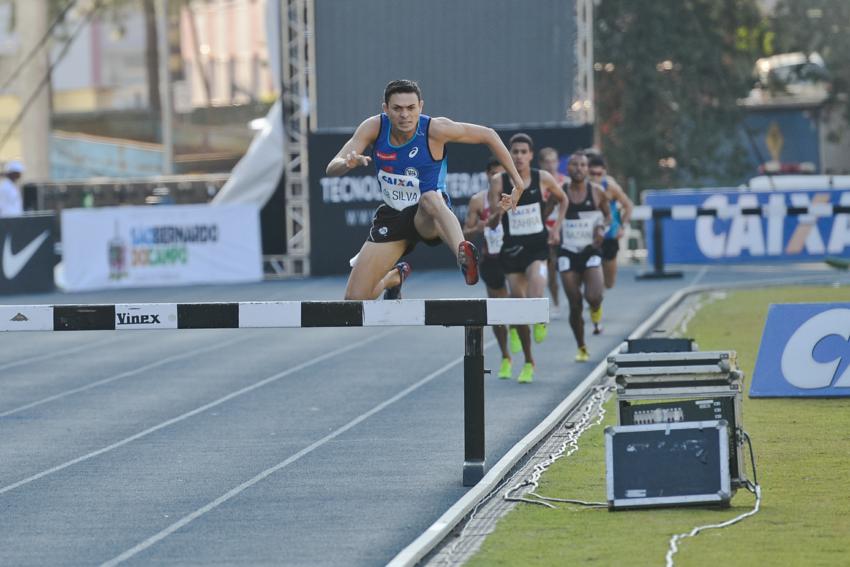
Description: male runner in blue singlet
xmin=326 ymin=80 xmax=525 ymax=300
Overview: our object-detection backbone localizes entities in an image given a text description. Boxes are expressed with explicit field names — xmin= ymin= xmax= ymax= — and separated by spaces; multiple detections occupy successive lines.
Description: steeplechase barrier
xmin=630 ymin=202 xmax=850 ymax=279
xmin=1 ymin=298 xmax=548 ymax=486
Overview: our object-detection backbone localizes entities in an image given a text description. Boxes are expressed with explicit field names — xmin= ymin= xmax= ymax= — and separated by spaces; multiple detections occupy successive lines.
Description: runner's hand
xmin=498 ymin=193 xmax=513 ymax=212
xmin=344 ymin=151 xmax=371 ymax=169
xmin=548 ymin=226 xmax=561 ymax=246
xmin=499 ymin=186 xmax=522 ymax=213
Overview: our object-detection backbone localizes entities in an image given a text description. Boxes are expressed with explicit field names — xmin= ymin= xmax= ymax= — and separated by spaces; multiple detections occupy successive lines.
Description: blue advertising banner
xmin=644 ymin=188 xmax=850 ymax=264
xmin=751 ymin=303 xmax=850 ymax=397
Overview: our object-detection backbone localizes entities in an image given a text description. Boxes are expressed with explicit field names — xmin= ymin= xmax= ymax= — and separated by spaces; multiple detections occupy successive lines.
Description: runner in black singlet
xmin=488 ymin=133 xmax=567 ymax=383
xmin=558 ymin=151 xmax=611 ymax=362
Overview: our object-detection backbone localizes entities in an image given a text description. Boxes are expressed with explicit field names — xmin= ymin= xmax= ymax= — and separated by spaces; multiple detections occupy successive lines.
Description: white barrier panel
xmin=61 ymin=204 xmax=262 ymax=291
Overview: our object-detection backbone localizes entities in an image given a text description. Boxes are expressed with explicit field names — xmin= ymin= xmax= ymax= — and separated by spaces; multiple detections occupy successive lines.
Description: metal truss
xmin=276 ymin=0 xmax=316 ymax=277
xmin=567 ymin=0 xmax=595 ymax=125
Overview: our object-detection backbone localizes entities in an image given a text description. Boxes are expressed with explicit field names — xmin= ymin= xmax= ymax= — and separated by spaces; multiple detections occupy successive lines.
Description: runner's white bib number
xmin=561 ymin=211 xmax=603 ymax=252
xmin=378 ymin=170 xmax=421 ymax=211
xmin=507 ymin=203 xmax=544 ymax=236
xmin=484 ymin=225 xmax=504 ymax=254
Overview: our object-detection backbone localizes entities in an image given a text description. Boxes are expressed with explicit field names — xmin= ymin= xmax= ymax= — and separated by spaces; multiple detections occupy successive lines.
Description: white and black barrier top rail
xmin=630 ymin=203 xmax=850 ymax=221
xmin=0 ymin=299 xmax=549 ymax=332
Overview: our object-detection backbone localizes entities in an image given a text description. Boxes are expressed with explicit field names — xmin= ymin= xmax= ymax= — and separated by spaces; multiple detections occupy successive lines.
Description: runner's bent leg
xmin=345 ymin=240 xmax=408 ymax=300
xmin=561 ymin=271 xmax=586 ymax=348
xmin=414 ymin=191 xmax=464 ymax=254
xmin=505 ymin=273 xmax=533 ymax=365
xmin=547 ymin=246 xmax=561 ymax=307
xmin=583 ymin=266 xmax=604 ymax=313
xmin=603 ymin=257 xmax=618 ymax=289
xmin=525 ymin=259 xmax=548 ymax=299
xmin=486 ymin=284 xmax=511 ymax=360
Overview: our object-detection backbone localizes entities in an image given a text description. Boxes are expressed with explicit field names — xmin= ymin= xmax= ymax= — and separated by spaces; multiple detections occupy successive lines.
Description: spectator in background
xmin=0 ymin=160 xmax=24 ymax=217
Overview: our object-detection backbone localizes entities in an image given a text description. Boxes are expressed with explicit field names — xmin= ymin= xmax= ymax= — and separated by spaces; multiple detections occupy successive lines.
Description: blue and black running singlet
xmin=371 ymin=114 xmax=448 ymax=211
xmin=601 ymin=178 xmax=622 ymax=239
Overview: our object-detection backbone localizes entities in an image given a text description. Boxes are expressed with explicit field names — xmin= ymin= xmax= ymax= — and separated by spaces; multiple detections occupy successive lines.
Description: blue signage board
xmin=644 ymin=188 xmax=850 ymax=264
xmin=751 ymin=303 xmax=850 ymax=397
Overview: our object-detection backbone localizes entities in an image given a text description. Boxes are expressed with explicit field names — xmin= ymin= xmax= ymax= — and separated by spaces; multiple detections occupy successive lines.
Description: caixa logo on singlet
xmin=751 ymin=303 xmax=850 ymax=397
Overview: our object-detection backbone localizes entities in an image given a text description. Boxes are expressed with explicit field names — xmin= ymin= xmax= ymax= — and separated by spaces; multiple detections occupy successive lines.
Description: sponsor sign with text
xmin=751 ymin=303 xmax=850 ymax=397
xmin=62 ymin=204 xmax=262 ymax=291
xmin=644 ymin=188 xmax=850 ymax=264
xmin=114 ymin=304 xmax=178 ymax=330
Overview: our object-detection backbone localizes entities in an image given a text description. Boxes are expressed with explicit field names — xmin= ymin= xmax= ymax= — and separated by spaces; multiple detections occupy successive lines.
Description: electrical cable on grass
xmin=437 ymin=384 xmax=613 ymax=565
xmin=504 ymin=385 xmax=613 ymax=508
xmin=664 ymin=430 xmax=762 ymax=567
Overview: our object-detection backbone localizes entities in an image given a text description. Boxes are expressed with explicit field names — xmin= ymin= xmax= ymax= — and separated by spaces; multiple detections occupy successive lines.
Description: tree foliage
xmin=770 ymin=0 xmax=850 ymax=128
xmin=595 ymin=0 xmax=764 ymax=191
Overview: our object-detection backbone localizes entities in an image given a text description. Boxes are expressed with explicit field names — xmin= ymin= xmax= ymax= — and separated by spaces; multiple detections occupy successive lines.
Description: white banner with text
xmin=62 ymin=204 xmax=262 ymax=291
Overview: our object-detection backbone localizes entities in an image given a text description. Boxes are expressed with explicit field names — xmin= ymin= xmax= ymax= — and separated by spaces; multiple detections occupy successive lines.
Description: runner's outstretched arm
xmin=429 ymin=118 xmax=525 ymax=211
xmin=326 ymin=116 xmax=380 ymax=176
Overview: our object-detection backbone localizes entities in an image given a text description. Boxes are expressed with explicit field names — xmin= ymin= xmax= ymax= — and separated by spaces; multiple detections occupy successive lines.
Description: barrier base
xmin=463 ymin=461 xmax=485 ymax=486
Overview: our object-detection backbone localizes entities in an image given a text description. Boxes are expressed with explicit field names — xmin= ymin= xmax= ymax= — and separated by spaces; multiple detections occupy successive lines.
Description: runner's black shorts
xmin=480 ymin=255 xmax=506 ymax=289
xmin=601 ymin=238 xmax=619 ymax=261
xmin=557 ymin=246 xmax=602 ymax=273
xmin=499 ymin=244 xmax=549 ymax=274
xmin=367 ymin=192 xmax=450 ymax=256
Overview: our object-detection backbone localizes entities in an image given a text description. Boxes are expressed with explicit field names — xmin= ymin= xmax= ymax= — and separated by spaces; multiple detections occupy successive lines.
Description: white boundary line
xmin=0 ymin=334 xmax=251 ymax=418
xmin=0 ymin=335 xmax=121 ymax=372
xmin=0 ymin=330 xmax=393 ymax=497
xmin=100 ymin=340 xmax=495 ymax=566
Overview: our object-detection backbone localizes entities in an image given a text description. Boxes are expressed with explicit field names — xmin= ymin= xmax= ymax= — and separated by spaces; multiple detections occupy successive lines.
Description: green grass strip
xmin=469 ymin=286 xmax=850 ymax=567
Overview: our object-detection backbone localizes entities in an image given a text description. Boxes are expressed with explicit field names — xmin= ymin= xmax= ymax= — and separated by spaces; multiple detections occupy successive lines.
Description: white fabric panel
xmin=671 ymin=205 xmax=697 ymax=220
xmin=486 ymin=298 xmax=549 ymax=325
xmin=630 ymin=206 xmax=652 ymax=221
xmin=212 ymin=101 xmax=284 ymax=207
xmin=0 ymin=305 xmax=53 ymax=331
xmin=810 ymin=203 xmax=834 ymax=217
xmin=362 ymin=300 xmax=425 ymax=326
xmin=239 ymin=301 xmax=301 ymax=328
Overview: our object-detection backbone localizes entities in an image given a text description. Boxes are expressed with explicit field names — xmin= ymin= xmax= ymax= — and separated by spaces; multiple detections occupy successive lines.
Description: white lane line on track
xmin=100 ymin=339 xmax=494 ymax=567
xmin=0 ymin=335 xmax=122 ymax=373
xmin=690 ymin=265 xmax=709 ymax=287
xmin=0 ymin=330 xmax=394 ymax=497
xmin=0 ymin=334 xmax=252 ymax=418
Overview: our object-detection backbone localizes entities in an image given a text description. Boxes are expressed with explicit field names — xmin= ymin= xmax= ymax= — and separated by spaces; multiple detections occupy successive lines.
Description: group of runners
xmin=326 ymin=79 xmax=633 ymax=383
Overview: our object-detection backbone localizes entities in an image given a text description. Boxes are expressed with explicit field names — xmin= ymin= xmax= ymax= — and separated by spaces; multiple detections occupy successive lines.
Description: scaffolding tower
xmin=275 ymin=0 xmax=316 ymax=277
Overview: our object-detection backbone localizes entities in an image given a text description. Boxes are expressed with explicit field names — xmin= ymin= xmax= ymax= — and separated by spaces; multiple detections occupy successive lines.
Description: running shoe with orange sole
xmin=457 ymin=241 xmax=480 ymax=285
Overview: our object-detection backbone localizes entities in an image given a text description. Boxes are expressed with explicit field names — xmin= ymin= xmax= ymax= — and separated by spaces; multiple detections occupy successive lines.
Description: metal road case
xmin=605 ymin=420 xmax=731 ymax=510
xmin=607 ymin=350 xmax=746 ymax=488
xmin=624 ymin=337 xmax=696 ymax=354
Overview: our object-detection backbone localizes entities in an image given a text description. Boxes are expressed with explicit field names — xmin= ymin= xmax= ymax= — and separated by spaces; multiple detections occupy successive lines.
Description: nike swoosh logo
xmin=3 ymin=231 xmax=49 ymax=280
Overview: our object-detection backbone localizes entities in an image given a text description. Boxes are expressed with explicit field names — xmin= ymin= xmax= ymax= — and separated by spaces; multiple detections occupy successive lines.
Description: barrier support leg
xmin=636 ymin=212 xmax=683 ymax=280
xmin=463 ymin=325 xmax=485 ymax=486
